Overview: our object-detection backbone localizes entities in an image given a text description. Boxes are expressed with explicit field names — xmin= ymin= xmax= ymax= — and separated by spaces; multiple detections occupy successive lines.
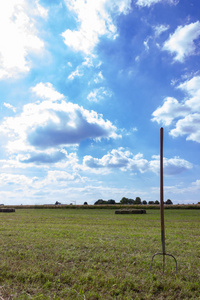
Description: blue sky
xmin=0 ymin=0 xmax=200 ymax=205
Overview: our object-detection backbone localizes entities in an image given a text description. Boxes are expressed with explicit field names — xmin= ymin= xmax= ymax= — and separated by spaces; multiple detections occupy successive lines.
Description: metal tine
xmin=149 ymin=127 xmax=177 ymax=274
xmin=149 ymin=253 xmax=177 ymax=274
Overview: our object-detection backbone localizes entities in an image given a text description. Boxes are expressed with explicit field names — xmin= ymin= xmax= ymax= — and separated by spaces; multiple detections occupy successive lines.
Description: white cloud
xmin=144 ymin=38 xmax=150 ymax=51
xmin=20 ymin=150 xmax=67 ymax=165
xmin=94 ymin=71 xmax=104 ymax=83
xmin=35 ymin=0 xmax=48 ymax=19
xmin=83 ymin=147 xmax=192 ymax=175
xmin=0 ymin=82 xmax=120 ymax=153
xmin=3 ymin=102 xmax=17 ymax=113
xmin=153 ymin=24 xmax=169 ymax=37
xmin=136 ymin=0 xmax=161 ymax=6
xmin=144 ymin=24 xmax=170 ymax=51
xmin=136 ymin=0 xmax=178 ymax=7
xmin=152 ymin=76 xmax=200 ymax=143
xmin=192 ymin=180 xmax=200 ymax=189
xmin=0 ymin=0 xmax=46 ymax=79
xmin=67 ymin=62 xmax=72 ymax=67
xmin=164 ymin=179 xmax=200 ymax=201
xmin=163 ymin=21 xmax=200 ymax=62
xmin=87 ymin=87 xmax=112 ymax=102
xmin=44 ymin=170 xmax=84 ymax=185
xmin=62 ymin=0 xmax=132 ymax=55
xmin=152 ymin=97 xmax=190 ymax=126
xmin=179 ymin=76 xmax=200 ymax=111
xmin=0 ymin=169 xmax=87 ymax=205
xmin=31 ymin=82 xmax=64 ymax=101
xmin=170 ymin=113 xmax=200 ymax=142
xmin=67 ymin=56 xmax=96 ymax=80
xmin=135 ymin=56 xmax=140 ymax=62
xmin=119 ymin=127 xmax=138 ymax=137
xmin=0 ymin=173 xmax=33 ymax=187
xmin=149 ymin=155 xmax=193 ymax=175
xmin=68 ymin=67 xmax=83 ymax=80
xmin=84 ymin=148 xmax=132 ymax=170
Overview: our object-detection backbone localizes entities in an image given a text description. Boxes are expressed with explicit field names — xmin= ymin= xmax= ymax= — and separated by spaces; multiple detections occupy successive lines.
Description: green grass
xmin=0 ymin=209 xmax=200 ymax=299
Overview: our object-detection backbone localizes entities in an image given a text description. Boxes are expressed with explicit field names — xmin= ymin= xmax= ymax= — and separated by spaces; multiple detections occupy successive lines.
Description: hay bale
xmin=115 ymin=209 xmax=146 ymax=214
xmin=0 ymin=208 xmax=15 ymax=213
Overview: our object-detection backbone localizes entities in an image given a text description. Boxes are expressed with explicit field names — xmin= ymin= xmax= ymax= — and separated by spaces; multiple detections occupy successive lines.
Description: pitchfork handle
xmin=160 ymin=127 xmax=165 ymax=254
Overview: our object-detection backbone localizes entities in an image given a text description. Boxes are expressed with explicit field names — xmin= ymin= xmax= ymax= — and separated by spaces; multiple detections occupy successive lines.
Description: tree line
xmin=94 ymin=197 xmax=173 ymax=205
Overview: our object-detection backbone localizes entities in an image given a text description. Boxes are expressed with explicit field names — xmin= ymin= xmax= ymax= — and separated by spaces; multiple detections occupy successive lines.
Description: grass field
xmin=0 ymin=208 xmax=200 ymax=299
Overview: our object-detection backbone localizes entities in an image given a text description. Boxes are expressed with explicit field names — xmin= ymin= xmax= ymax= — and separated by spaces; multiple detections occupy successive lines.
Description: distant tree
xmin=165 ymin=199 xmax=173 ymax=205
xmin=55 ymin=201 xmax=61 ymax=205
xmin=135 ymin=197 xmax=142 ymax=204
xmin=94 ymin=199 xmax=107 ymax=205
xmin=142 ymin=200 xmax=147 ymax=205
xmin=148 ymin=201 xmax=155 ymax=205
xmin=83 ymin=202 xmax=88 ymax=205
xmin=120 ymin=197 xmax=134 ymax=204
xmin=129 ymin=199 xmax=135 ymax=204
xmin=107 ymin=199 xmax=116 ymax=204
xmin=120 ymin=197 xmax=129 ymax=204
xmin=155 ymin=200 xmax=159 ymax=205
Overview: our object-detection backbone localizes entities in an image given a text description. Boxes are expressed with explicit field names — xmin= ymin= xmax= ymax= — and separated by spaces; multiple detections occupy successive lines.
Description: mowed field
xmin=0 ymin=208 xmax=200 ymax=299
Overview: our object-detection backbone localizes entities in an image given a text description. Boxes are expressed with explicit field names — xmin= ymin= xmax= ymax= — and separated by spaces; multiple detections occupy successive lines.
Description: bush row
xmin=2 ymin=204 xmax=200 ymax=210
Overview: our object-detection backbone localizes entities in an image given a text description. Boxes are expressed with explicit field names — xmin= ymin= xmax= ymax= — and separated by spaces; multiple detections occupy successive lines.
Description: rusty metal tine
xmin=149 ymin=252 xmax=177 ymax=273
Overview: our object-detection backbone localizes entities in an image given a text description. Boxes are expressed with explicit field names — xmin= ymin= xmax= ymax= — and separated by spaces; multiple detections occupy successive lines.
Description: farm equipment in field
xmin=149 ymin=127 xmax=177 ymax=274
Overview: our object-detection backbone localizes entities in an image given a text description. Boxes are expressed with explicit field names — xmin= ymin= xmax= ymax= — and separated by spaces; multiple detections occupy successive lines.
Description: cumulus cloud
xmin=163 ymin=21 xmax=200 ymax=62
xmin=31 ymin=82 xmax=64 ymax=101
xmin=170 ymin=113 xmax=200 ymax=142
xmin=28 ymin=112 xmax=116 ymax=149
xmin=0 ymin=169 xmax=86 ymax=205
xmin=83 ymin=148 xmax=149 ymax=173
xmin=0 ymin=173 xmax=33 ymax=187
xmin=163 ymin=179 xmax=200 ymax=199
xmin=20 ymin=150 xmax=66 ymax=164
xmin=83 ymin=147 xmax=192 ymax=175
xmin=62 ymin=0 xmax=132 ymax=55
xmin=192 ymin=179 xmax=200 ymax=189
xmin=0 ymin=0 xmax=47 ymax=79
xmin=152 ymin=76 xmax=200 ymax=143
xmin=0 ymin=82 xmax=119 ymax=152
xmin=84 ymin=148 xmax=132 ymax=169
xmin=179 ymin=76 xmax=200 ymax=111
xmin=149 ymin=155 xmax=193 ymax=175
xmin=48 ymin=170 xmax=86 ymax=185
xmin=152 ymin=97 xmax=190 ymax=126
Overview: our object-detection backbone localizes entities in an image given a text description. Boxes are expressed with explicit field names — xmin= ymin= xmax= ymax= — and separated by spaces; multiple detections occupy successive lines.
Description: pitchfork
xmin=149 ymin=127 xmax=177 ymax=274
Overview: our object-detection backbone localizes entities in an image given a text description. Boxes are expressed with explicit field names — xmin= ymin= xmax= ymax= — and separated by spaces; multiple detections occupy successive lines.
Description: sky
xmin=0 ymin=0 xmax=200 ymax=205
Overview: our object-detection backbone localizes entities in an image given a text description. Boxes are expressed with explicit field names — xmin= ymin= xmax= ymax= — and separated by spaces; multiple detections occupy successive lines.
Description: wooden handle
xmin=160 ymin=127 xmax=165 ymax=253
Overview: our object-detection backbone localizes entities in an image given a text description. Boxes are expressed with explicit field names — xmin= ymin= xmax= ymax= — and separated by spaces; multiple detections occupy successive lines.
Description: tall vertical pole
xmin=149 ymin=127 xmax=177 ymax=273
xmin=160 ymin=127 xmax=165 ymax=272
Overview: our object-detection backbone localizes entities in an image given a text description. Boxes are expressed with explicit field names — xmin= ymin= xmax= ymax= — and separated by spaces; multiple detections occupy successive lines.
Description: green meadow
xmin=0 ymin=208 xmax=200 ymax=299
